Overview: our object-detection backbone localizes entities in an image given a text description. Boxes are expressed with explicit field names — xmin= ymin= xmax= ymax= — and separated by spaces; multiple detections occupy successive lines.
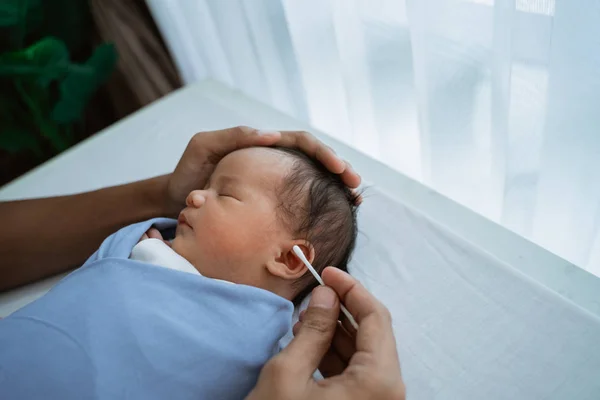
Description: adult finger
xmin=293 ymin=320 xmax=355 ymax=377
xmin=320 ymin=268 xmax=404 ymax=399
xmin=339 ymin=309 xmax=358 ymax=337
xmin=350 ymin=188 xmax=363 ymax=206
xmin=276 ymin=131 xmax=342 ymax=172
xmin=204 ymin=127 xmax=362 ymax=188
xmin=192 ymin=126 xmax=281 ymax=158
xmin=331 ymin=322 xmax=356 ymax=363
xmin=275 ymin=130 xmax=365 ymax=187
xmin=340 ymin=161 xmax=362 ymax=189
xmin=321 ymin=267 xmax=392 ymax=356
xmin=168 ymin=127 xmax=282 ymax=210
xmin=318 ymin=348 xmax=347 ymax=378
xmin=279 ymin=130 xmax=362 ymax=188
xmin=294 ymin=320 xmax=356 ymax=364
xmin=321 ymin=267 xmax=379 ymax=323
xmin=300 ymin=303 xmax=356 ymax=348
xmin=277 ymin=286 xmax=340 ymax=378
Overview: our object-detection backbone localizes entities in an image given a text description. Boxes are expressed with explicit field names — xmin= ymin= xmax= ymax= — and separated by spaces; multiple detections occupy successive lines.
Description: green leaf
xmin=0 ymin=37 xmax=69 ymax=86
xmin=86 ymin=43 xmax=118 ymax=85
xmin=26 ymin=37 xmax=69 ymax=86
xmin=40 ymin=120 xmax=68 ymax=152
xmin=51 ymin=43 xmax=117 ymax=124
xmin=12 ymin=78 xmax=70 ymax=153
xmin=0 ymin=126 xmax=42 ymax=155
xmin=50 ymin=67 xmax=93 ymax=123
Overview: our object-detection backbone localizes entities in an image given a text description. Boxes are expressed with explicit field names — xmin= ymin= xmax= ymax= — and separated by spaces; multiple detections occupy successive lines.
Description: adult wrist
xmin=144 ymin=174 xmax=177 ymax=218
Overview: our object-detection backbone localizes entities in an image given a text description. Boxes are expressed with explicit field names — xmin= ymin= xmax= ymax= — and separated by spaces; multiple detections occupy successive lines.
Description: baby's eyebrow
xmin=216 ymin=175 xmax=242 ymax=187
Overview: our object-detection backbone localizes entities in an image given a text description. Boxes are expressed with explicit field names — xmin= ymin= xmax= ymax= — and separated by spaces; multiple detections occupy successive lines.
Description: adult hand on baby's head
xmin=274 ymin=129 xmax=361 ymax=189
xmin=246 ymin=268 xmax=405 ymax=400
xmin=164 ymin=126 xmax=361 ymax=215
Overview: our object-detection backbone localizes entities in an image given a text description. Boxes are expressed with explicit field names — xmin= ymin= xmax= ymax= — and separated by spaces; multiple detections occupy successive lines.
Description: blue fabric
xmin=0 ymin=218 xmax=293 ymax=399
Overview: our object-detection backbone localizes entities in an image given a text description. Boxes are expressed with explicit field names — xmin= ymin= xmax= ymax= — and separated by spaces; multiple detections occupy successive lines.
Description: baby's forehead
xmin=213 ymin=148 xmax=294 ymax=189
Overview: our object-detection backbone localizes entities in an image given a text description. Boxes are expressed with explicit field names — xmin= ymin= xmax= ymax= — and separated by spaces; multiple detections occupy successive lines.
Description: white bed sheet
xmin=1 ymin=80 xmax=600 ymax=399
xmin=356 ymin=190 xmax=600 ymax=399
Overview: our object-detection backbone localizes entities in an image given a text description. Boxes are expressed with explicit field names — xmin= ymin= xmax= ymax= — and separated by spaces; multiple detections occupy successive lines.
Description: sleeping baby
xmin=0 ymin=146 xmax=359 ymax=399
xmin=133 ymin=146 xmax=358 ymax=304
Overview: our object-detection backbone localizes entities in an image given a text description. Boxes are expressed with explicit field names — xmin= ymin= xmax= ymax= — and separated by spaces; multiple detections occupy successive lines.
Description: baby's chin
xmin=170 ymin=237 xmax=204 ymax=274
xmin=171 ymin=237 xmax=234 ymax=282
xmin=171 ymin=234 xmax=267 ymax=286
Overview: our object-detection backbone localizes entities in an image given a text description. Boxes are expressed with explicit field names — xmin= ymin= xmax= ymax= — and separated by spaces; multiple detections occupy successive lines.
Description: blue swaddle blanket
xmin=0 ymin=218 xmax=293 ymax=399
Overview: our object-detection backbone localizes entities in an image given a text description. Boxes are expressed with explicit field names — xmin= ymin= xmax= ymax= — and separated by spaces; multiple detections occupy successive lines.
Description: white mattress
xmin=2 ymin=80 xmax=599 ymax=399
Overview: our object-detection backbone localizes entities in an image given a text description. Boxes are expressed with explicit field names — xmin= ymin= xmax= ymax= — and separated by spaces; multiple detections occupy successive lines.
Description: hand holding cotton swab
xmin=292 ymin=245 xmax=359 ymax=330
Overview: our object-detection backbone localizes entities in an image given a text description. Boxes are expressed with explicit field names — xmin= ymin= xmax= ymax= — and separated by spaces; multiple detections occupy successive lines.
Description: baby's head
xmin=172 ymin=146 xmax=359 ymax=302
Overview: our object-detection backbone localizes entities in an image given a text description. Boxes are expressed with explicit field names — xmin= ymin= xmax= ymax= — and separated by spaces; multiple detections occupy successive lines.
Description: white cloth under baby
xmin=130 ymin=238 xmax=202 ymax=276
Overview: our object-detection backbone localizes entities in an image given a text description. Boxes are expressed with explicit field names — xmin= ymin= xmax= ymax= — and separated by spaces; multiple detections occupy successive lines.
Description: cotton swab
xmin=292 ymin=245 xmax=359 ymax=330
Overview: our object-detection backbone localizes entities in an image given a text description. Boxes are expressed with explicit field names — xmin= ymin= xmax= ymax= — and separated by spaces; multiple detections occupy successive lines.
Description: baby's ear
xmin=267 ymin=241 xmax=314 ymax=281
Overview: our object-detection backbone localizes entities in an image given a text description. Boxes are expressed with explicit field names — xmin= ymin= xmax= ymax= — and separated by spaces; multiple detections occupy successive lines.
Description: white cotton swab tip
xmin=292 ymin=245 xmax=359 ymax=330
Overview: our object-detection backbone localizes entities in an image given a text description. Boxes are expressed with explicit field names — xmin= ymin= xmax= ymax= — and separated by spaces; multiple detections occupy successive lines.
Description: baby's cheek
xmin=200 ymin=214 xmax=274 ymax=263
xmin=204 ymin=222 xmax=256 ymax=259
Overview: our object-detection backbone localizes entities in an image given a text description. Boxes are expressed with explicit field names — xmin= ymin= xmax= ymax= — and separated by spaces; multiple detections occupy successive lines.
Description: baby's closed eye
xmin=218 ymin=185 xmax=243 ymax=201
xmin=219 ymin=193 xmax=240 ymax=201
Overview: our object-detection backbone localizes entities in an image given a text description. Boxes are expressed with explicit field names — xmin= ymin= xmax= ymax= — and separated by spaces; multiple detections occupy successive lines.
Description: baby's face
xmin=171 ymin=147 xmax=294 ymax=286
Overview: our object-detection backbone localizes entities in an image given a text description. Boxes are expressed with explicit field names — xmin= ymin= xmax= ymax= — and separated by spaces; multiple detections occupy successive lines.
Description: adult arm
xmin=0 ymin=175 xmax=171 ymax=291
xmin=0 ymin=126 xmax=360 ymax=291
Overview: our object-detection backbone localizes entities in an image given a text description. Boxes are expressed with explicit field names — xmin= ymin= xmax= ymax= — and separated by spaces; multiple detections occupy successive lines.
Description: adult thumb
xmin=281 ymin=286 xmax=340 ymax=377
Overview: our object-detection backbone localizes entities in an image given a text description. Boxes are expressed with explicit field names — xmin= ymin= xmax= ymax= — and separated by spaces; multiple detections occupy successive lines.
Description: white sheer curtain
xmin=147 ymin=0 xmax=600 ymax=275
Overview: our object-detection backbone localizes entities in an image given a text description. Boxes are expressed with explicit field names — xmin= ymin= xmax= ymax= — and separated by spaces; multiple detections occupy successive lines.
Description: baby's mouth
xmin=177 ymin=212 xmax=193 ymax=230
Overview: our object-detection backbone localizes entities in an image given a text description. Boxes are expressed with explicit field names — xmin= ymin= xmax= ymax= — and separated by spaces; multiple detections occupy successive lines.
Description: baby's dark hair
xmin=273 ymin=147 xmax=359 ymax=304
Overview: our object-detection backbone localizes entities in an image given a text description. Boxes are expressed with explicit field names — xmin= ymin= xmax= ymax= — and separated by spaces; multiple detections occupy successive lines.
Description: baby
xmin=134 ymin=146 xmax=359 ymax=303
xmin=0 ymin=146 xmax=359 ymax=400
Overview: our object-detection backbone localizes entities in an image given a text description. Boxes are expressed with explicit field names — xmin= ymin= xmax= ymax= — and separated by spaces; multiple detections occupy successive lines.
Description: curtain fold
xmin=146 ymin=0 xmax=600 ymax=274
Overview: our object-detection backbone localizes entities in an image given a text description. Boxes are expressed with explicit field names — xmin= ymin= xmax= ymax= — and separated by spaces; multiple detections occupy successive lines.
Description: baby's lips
xmin=177 ymin=212 xmax=192 ymax=230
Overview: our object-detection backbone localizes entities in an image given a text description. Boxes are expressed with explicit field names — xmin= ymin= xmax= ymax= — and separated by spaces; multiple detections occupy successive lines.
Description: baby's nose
xmin=186 ymin=190 xmax=206 ymax=208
